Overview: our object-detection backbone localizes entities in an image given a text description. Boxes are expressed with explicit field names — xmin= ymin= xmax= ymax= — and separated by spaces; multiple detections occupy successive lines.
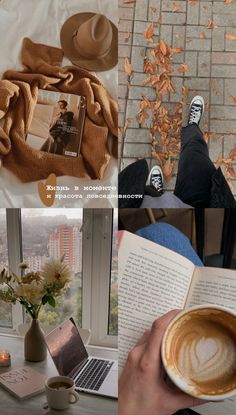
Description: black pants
xmin=174 ymin=124 xmax=216 ymax=207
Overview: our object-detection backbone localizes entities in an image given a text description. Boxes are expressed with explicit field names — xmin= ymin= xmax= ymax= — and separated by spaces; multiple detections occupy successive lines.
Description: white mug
xmin=45 ymin=375 xmax=79 ymax=410
xmin=161 ymin=305 xmax=236 ymax=401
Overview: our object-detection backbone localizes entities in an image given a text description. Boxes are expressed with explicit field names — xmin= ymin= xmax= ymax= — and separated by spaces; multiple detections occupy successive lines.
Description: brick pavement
xmin=119 ymin=0 xmax=236 ymax=198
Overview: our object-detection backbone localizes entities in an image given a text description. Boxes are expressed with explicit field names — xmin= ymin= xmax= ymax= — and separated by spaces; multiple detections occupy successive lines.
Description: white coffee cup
xmin=45 ymin=375 xmax=79 ymax=410
xmin=161 ymin=305 xmax=236 ymax=401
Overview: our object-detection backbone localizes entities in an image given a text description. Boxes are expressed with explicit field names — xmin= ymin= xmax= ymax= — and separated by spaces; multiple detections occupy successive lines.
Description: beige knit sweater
xmin=0 ymin=38 xmax=118 ymax=182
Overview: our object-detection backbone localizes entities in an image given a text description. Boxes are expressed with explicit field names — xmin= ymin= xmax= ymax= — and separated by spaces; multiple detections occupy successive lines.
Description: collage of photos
xmin=0 ymin=1 xmax=235 ymax=415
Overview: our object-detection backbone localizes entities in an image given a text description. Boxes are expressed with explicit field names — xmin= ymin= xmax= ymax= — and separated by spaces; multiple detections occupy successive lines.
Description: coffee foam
xmin=165 ymin=309 xmax=236 ymax=396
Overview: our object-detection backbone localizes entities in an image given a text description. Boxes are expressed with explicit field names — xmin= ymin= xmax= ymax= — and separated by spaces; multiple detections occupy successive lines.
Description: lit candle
xmin=0 ymin=351 xmax=11 ymax=367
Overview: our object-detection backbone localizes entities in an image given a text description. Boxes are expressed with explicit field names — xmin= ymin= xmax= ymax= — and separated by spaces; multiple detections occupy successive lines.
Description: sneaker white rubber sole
xmin=146 ymin=165 xmax=164 ymax=187
xmin=189 ymin=95 xmax=205 ymax=116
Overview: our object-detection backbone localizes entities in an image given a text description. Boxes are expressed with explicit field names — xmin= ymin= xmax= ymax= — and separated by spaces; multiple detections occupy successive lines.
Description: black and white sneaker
xmin=146 ymin=166 xmax=164 ymax=195
xmin=188 ymin=95 xmax=205 ymax=126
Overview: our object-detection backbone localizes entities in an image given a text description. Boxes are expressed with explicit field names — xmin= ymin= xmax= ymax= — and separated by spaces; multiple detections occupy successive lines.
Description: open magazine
xmin=26 ymin=90 xmax=86 ymax=157
xmin=119 ymin=231 xmax=236 ymax=415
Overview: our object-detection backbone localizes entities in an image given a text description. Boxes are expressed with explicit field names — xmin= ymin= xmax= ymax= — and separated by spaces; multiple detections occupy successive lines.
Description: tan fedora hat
xmin=60 ymin=13 xmax=118 ymax=72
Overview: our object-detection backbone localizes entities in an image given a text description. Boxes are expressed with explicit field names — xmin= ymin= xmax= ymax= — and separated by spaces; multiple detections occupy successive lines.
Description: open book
xmin=119 ymin=231 xmax=236 ymax=415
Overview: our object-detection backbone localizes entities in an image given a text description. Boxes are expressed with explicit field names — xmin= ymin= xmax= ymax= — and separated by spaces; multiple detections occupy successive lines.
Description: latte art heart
xmin=177 ymin=331 xmax=235 ymax=384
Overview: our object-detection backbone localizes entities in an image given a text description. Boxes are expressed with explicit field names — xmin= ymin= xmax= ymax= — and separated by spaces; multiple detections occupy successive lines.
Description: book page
xmin=119 ymin=231 xmax=195 ymax=371
xmin=185 ymin=266 xmax=236 ymax=415
xmin=186 ymin=266 xmax=236 ymax=311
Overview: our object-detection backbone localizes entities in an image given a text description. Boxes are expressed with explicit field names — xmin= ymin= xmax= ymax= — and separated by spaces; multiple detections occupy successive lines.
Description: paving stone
xmin=118 ymin=98 xmax=126 ymax=113
xmin=119 ymin=84 xmax=129 ymax=99
xmin=173 ymin=26 xmax=186 ymax=48
xmin=120 ymin=158 xmax=151 ymax=170
xmin=162 ymin=0 xmax=187 ymax=13
xmin=187 ymin=1 xmax=199 ymax=25
xmin=186 ymin=38 xmax=212 ymax=51
xmin=170 ymin=77 xmax=183 ymax=102
xmin=225 ymin=28 xmax=236 ymax=52
xmin=213 ymin=14 xmax=236 ymax=27
xmin=224 ymin=79 xmax=236 ymax=105
xmin=160 ymin=25 xmax=173 ymax=45
xmin=125 ymin=128 xmax=152 ymax=143
xmin=119 ymin=112 xmax=125 ymax=128
xmin=131 ymin=46 xmax=146 ymax=72
xmin=134 ymin=20 xmax=159 ymax=35
xmin=211 ymin=105 xmax=236 ymax=121
xmin=119 ymin=44 xmax=132 ymax=58
xmin=129 ymin=85 xmax=156 ymax=100
xmin=209 ymin=134 xmax=223 ymax=162
xmin=185 ymin=52 xmax=198 ymax=77
xmin=184 ymin=77 xmax=210 ymax=91
xmin=119 ymin=71 xmax=129 ymax=85
xmin=213 ymin=2 xmax=236 ymax=14
xmin=119 ymin=31 xmax=132 ymax=46
xmin=119 ymin=7 xmax=135 ymax=20
xmin=198 ymin=52 xmax=211 ymax=77
xmin=212 ymin=27 xmax=225 ymax=51
xmin=199 ymin=2 xmax=212 ymax=26
xmin=212 ymin=65 xmax=236 ymax=78
xmin=210 ymin=119 xmax=236 ymax=134
xmin=119 ymin=19 xmax=133 ymax=33
xmin=133 ymin=33 xmax=159 ymax=47
xmin=212 ymin=52 xmax=236 ymax=65
xmin=148 ymin=0 xmax=161 ymax=21
xmin=131 ymin=72 xmax=151 ymax=86
xmin=186 ymin=26 xmax=211 ymax=39
xmin=123 ymin=143 xmax=152 ymax=158
xmin=224 ymin=134 xmax=236 ymax=157
xmin=210 ymin=79 xmax=224 ymax=105
xmin=135 ymin=0 xmax=149 ymax=20
xmin=161 ymin=12 xmax=186 ymax=25
xmin=126 ymin=100 xmax=141 ymax=128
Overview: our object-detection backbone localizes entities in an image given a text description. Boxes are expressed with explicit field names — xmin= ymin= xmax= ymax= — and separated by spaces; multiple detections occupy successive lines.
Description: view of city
xmin=0 ymin=209 xmax=118 ymax=336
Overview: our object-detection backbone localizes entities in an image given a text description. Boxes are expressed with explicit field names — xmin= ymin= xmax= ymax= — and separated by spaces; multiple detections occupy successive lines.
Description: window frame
xmin=0 ymin=209 xmax=118 ymax=349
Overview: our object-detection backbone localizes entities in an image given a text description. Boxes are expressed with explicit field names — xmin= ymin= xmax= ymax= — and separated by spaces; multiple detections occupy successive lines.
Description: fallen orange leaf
xmin=173 ymin=2 xmax=180 ymax=12
xmin=123 ymin=118 xmax=132 ymax=135
xmin=124 ymin=32 xmax=130 ymax=42
xmin=225 ymin=0 xmax=233 ymax=4
xmin=203 ymin=132 xmax=214 ymax=143
xmin=229 ymin=96 xmax=236 ymax=103
xmin=211 ymin=80 xmax=216 ymax=91
xmin=225 ymin=33 xmax=236 ymax=41
xmin=149 ymin=6 xmax=157 ymax=13
xmin=178 ymin=63 xmax=190 ymax=73
xmin=144 ymin=22 xmax=155 ymax=42
xmin=207 ymin=19 xmax=218 ymax=29
xmin=200 ymin=32 xmax=206 ymax=39
xmin=162 ymin=158 xmax=175 ymax=181
xmin=124 ymin=57 xmax=133 ymax=76
xmin=160 ymin=39 xmax=167 ymax=56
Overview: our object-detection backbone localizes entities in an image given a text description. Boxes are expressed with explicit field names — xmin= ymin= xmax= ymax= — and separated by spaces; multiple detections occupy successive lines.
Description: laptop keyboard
xmin=76 ymin=359 xmax=114 ymax=391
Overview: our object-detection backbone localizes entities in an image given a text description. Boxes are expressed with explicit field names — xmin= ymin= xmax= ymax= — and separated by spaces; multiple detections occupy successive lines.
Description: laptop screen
xmin=45 ymin=319 xmax=88 ymax=377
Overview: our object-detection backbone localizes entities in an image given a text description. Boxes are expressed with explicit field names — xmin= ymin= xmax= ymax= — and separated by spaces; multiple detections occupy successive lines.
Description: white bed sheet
xmin=0 ymin=0 xmax=118 ymax=207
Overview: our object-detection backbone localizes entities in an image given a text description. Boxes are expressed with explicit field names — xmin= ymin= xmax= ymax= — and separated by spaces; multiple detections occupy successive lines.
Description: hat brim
xmin=60 ymin=12 xmax=118 ymax=72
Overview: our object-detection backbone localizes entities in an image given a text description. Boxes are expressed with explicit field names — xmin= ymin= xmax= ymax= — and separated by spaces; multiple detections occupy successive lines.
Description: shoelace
xmin=189 ymin=104 xmax=201 ymax=124
xmin=151 ymin=175 xmax=163 ymax=192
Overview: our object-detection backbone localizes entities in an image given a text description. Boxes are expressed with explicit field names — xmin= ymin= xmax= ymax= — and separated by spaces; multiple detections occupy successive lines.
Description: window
xmin=0 ymin=210 xmax=12 ymax=328
xmin=108 ymin=210 xmax=118 ymax=336
xmin=21 ymin=209 xmax=83 ymax=332
xmin=83 ymin=209 xmax=118 ymax=348
xmin=0 ymin=209 xmax=118 ymax=349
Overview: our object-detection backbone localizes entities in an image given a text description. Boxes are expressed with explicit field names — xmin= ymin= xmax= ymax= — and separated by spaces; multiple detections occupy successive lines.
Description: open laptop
xmin=44 ymin=319 xmax=118 ymax=399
